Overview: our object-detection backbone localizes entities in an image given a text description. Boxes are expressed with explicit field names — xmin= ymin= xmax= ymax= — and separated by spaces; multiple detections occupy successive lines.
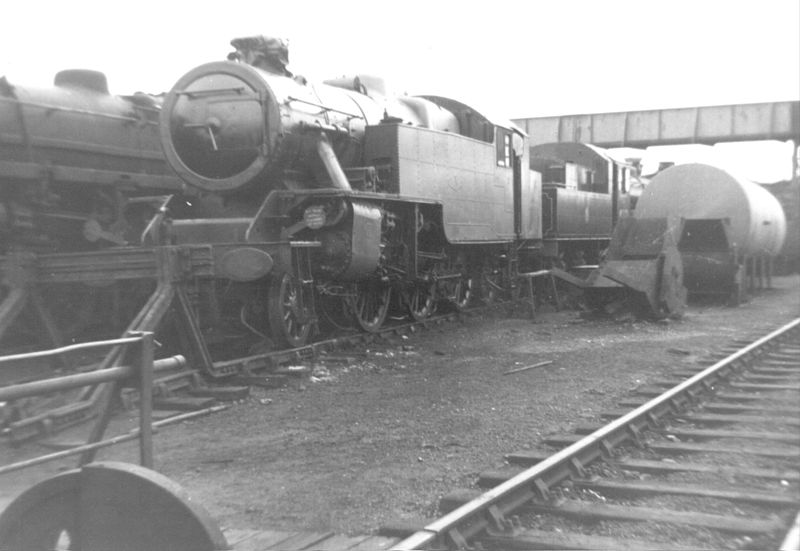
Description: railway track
xmin=390 ymin=317 xmax=800 ymax=550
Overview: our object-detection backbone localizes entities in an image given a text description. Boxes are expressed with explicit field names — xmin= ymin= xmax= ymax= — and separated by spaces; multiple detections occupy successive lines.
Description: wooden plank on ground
xmin=505 ymin=449 xmax=550 ymax=466
xmin=235 ymin=530 xmax=296 ymax=550
xmin=345 ymin=535 xmax=402 ymax=550
xmin=266 ymin=531 xmax=334 ymax=550
xmin=189 ymin=386 xmax=250 ymax=400
xmin=153 ymin=396 xmax=216 ymax=411
xmin=306 ymin=534 xmax=370 ymax=550
xmin=223 ymin=528 xmax=261 ymax=546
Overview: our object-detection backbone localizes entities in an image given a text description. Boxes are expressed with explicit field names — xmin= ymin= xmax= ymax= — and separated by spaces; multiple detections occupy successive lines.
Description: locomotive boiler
xmin=159 ymin=36 xmax=543 ymax=347
xmin=0 ymin=70 xmax=184 ymax=251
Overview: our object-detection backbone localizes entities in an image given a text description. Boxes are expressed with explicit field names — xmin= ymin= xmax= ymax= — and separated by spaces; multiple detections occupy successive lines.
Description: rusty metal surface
xmin=585 ymin=217 xmax=686 ymax=318
xmin=513 ymin=101 xmax=800 ymax=147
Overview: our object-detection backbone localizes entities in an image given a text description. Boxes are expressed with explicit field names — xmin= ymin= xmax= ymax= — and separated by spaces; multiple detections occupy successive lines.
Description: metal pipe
xmin=0 ymin=405 xmax=228 ymax=476
xmin=0 ymin=355 xmax=184 ymax=401
xmin=0 ymin=335 xmax=144 ymax=364
xmin=138 ymin=333 xmax=154 ymax=469
xmin=315 ymin=131 xmax=352 ymax=191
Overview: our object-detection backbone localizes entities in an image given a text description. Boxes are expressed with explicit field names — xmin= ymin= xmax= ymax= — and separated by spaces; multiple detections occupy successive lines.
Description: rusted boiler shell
xmin=633 ymin=163 xmax=786 ymax=257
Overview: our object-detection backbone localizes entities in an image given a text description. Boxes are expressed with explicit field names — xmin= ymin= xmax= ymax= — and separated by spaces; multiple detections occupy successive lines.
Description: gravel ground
xmin=1 ymin=275 xmax=798 ymax=538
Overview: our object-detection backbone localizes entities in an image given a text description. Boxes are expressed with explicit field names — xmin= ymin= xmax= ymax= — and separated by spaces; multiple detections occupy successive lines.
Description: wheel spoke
xmin=268 ymin=273 xmax=311 ymax=348
xmin=452 ymin=276 xmax=473 ymax=311
xmin=407 ymin=282 xmax=435 ymax=320
xmin=351 ymin=280 xmax=390 ymax=332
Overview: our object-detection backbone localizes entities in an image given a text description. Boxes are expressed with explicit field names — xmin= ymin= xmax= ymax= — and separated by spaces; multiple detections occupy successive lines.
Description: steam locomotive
xmin=0 ymin=69 xmax=185 ymax=252
xmin=155 ymin=36 xmax=635 ymax=348
xmin=0 ymin=36 xmax=637 ymax=354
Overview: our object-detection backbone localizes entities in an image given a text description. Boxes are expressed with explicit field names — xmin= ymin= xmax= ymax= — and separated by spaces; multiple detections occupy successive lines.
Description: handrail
xmin=0 ymin=355 xmax=184 ymax=402
xmin=0 ymin=332 xmax=158 ymax=470
xmin=0 ymin=335 xmax=143 ymax=364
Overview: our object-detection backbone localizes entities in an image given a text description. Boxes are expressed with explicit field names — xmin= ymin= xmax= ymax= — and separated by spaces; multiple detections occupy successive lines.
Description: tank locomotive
xmin=0 ymin=36 xmax=626 ymax=354
xmin=155 ymin=36 xmax=627 ymax=348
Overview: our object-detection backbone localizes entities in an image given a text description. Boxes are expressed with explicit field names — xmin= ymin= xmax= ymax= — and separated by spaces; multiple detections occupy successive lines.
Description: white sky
xmin=2 ymin=0 xmax=799 ymax=180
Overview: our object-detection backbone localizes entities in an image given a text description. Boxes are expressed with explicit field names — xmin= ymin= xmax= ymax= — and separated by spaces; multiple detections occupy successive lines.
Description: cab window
xmin=496 ymin=129 xmax=512 ymax=167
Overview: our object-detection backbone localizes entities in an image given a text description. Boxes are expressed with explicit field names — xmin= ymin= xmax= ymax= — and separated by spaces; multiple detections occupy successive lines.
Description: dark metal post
xmin=550 ymin=274 xmax=561 ymax=311
xmin=767 ymin=257 xmax=773 ymax=288
xmin=528 ymin=277 xmax=536 ymax=320
xmin=137 ymin=332 xmax=154 ymax=469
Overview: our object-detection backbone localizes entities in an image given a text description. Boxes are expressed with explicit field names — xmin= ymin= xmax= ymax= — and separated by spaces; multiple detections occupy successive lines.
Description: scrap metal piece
xmin=585 ymin=217 xmax=686 ymax=319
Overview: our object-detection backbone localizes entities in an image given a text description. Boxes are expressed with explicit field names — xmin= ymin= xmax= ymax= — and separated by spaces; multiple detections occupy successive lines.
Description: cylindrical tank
xmin=634 ymin=163 xmax=787 ymax=257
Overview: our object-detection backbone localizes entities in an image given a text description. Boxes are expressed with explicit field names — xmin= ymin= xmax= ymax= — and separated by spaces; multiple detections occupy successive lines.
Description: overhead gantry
xmin=512 ymin=101 xmax=799 ymax=148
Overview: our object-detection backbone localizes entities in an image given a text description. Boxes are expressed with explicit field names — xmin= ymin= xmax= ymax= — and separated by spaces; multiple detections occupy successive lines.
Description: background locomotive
xmin=0 ymin=69 xmax=186 ymax=252
xmin=156 ymin=36 xmax=630 ymax=348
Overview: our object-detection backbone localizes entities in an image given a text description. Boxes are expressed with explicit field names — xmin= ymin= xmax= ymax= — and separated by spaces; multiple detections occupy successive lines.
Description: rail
xmin=392 ymin=317 xmax=800 ymax=550
xmin=0 ymin=332 xmax=167 ymax=473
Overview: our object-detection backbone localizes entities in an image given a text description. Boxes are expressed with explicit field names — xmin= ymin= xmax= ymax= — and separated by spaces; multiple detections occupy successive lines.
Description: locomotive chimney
xmin=227 ymin=35 xmax=292 ymax=77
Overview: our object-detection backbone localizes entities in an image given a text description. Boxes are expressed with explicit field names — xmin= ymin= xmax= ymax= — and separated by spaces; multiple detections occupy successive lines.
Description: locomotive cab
xmin=530 ymin=142 xmax=628 ymax=266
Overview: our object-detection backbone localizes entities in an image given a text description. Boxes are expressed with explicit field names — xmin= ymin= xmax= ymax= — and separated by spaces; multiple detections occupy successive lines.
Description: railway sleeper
xmin=600 ymin=409 xmax=800 ymax=427
xmin=765 ymin=352 xmax=800 ymax=362
xmin=572 ymin=424 xmax=800 ymax=444
xmin=713 ymin=391 xmax=799 ymax=403
xmin=618 ymin=399 xmax=800 ymax=415
xmin=669 ymin=370 xmax=798 ymax=382
xmin=477 ymin=467 xmax=798 ymax=508
xmin=759 ymin=359 xmax=800 ymax=368
xmin=633 ymin=387 xmax=798 ymax=403
xmin=437 ymin=490 xmax=787 ymax=539
xmin=481 ymin=528 xmax=699 ymax=551
xmin=523 ymin=500 xmax=785 ymax=536
xmin=727 ymin=381 xmax=800 ymax=391
xmin=502 ymin=452 xmax=800 ymax=482
xmin=544 ymin=433 xmax=800 ymax=459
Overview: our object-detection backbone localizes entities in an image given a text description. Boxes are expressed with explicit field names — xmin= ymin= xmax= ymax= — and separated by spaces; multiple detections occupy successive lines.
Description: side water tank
xmin=634 ymin=163 xmax=786 ymax=256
